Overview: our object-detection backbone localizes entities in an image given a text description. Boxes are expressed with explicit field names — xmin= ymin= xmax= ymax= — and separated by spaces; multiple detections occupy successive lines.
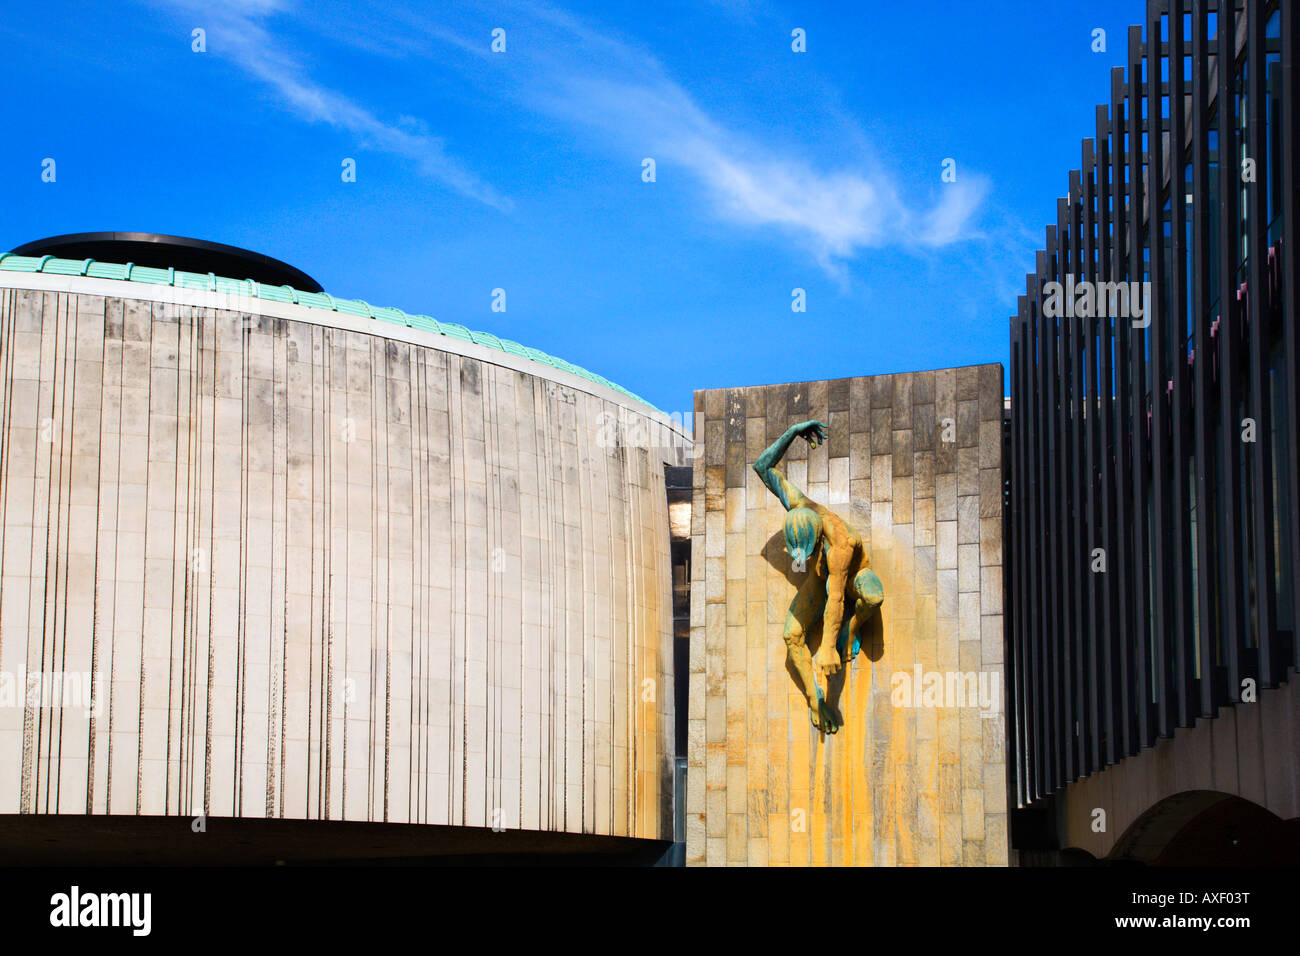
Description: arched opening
xmin=1108 ymin=790 xmax=1300 ymax=866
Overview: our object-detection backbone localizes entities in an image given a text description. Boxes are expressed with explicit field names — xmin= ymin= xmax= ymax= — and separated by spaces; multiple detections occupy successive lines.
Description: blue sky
xmin=2 ymin=0 xmax=1144 ymax=414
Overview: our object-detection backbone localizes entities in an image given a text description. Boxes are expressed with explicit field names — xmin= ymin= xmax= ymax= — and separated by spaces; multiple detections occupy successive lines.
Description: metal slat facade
xmin=1007 ymin=0 xmax=1297 ymax=805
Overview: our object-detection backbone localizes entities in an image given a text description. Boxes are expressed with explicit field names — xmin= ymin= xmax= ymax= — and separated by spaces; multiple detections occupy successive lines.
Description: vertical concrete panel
xmin=89 ymin=297 xmax=123 ymax=815
xmin=283 ymin=319 xmax=315 ymax=819
xmin=324 ymin=331 xmax=348 ymax=819
xmin=385 ymin=345 xmax=414 ymax=825
xmin=423 ymin=348 xmax=454 ymax=825
xmin=56 ymin=295 xmax=106 ymax=814
xmin=167 ymin=305 xmax=195 ymax=817
xmin=0 ymin=290 xmax=25 ymax=814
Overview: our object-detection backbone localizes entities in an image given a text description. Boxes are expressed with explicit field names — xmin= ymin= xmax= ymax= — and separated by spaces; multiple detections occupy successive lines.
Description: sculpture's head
xmin=852 ymin=567 xmax=885 ymax=612
xmin=783 ymin=507 xmax=823 ymax=569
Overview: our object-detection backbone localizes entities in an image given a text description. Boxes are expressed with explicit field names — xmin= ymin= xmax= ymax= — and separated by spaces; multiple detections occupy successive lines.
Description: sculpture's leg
xmin=836 ymin=548 xmax=868 ymax=661
xmin=783 ymin=573 xmax=837 ymax=733
xmin=838 ymin=599 xmax=860 ymax=663
xmin=812 ymin=535 xmax=854 ymax=679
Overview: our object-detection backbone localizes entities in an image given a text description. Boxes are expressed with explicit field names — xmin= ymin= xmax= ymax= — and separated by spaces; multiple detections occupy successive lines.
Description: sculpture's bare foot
xmin=810 ymin=700 xmax=840 ymax=735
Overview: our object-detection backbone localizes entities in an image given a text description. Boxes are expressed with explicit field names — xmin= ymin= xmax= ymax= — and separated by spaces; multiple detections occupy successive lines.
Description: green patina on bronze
xmin=0 ymin=253 xmax=659 ymax=413
xmin=754 ymin=420 xmax=884 ymax=735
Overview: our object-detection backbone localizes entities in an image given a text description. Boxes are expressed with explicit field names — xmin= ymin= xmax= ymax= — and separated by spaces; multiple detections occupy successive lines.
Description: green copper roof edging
xmin=0 ymin=253 xmax=660 ymax=414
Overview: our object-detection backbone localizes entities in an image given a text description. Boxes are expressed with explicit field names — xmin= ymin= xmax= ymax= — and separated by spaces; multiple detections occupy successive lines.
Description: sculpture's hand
xmin=794 ymin=420 xmax=829 ymax=448
xmin=813 ymin=646 xmax=842 ymax=682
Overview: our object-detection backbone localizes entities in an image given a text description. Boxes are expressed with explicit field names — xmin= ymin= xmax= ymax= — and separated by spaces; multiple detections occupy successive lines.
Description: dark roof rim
xmin=10 ymin=232 xmax=323 ymax=293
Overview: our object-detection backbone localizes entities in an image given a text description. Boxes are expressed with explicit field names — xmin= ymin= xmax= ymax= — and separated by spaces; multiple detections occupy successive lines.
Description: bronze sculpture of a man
xmin=753 ymin=420 xmax=884 ymax=734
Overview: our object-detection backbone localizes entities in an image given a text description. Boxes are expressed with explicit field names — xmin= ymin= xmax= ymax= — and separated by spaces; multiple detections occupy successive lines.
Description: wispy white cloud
xmin=160 ymin=0 xmax=999 ymax=269
xmin=409 ymin=2 xmax=993 ymax=276
xmin=155 ymin=0 xmax=512 ymax=211
xmin=917 ymin=176 xmax=992 ymax=246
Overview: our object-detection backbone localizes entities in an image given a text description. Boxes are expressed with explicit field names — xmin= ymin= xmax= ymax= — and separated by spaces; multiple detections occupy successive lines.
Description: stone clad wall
xmin=686 ymin=367 xmax=1008 ymax=865
xmin=0 ymin=283 xmax=680 ymax=840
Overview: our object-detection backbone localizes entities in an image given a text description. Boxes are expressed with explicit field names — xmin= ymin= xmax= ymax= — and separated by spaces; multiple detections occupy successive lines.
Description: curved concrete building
xmin=0 ymin=241 xmax=689 ymax=861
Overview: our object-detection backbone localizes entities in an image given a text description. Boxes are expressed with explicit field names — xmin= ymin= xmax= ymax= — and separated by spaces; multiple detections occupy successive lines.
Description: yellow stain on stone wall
xmin=687 ymin=369 xmax=1008 ymax=866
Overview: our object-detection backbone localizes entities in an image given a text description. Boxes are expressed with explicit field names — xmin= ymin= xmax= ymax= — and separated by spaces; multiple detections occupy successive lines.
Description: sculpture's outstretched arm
xmin=753 ymin=420 xmax=827 ymax=511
